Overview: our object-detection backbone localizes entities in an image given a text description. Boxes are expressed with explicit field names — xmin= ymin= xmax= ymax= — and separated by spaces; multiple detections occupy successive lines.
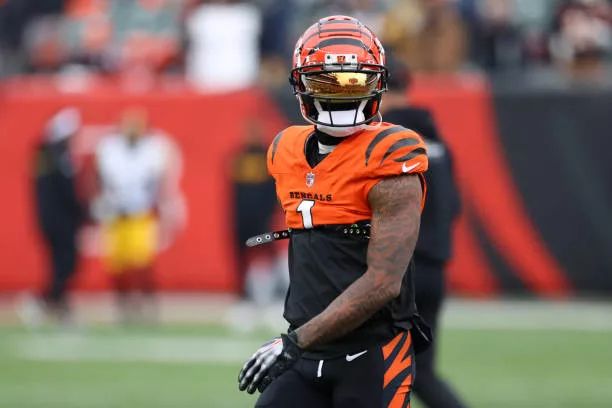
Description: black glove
xmin=238 ymin=332 xmax=302 ymax=394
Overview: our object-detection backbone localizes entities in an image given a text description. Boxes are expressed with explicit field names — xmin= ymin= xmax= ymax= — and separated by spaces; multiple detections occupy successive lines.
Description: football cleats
xmin=290 ymin=15 xmax=388 ymax=131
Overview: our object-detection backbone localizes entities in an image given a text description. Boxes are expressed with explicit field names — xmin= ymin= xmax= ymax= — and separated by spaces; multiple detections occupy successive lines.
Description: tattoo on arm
xmin=295 ymin=174 xmax=423 ymax=349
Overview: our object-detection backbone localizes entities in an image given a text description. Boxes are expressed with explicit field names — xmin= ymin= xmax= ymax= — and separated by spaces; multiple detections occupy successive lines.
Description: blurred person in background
xmin=257 ymin=0 xmax=295 ymax=90
xmin=382 ymin=56 xmax=466 ymax=408
xmin=335 ymin=0 xmax=386 ymax=34
xmin=110 ymin=0 xmax=182 ymax=78
xmin=472 ymin=0 xmax=523 ymax=71
xmin=25 ymin=107 xmax=85 ymax=326
xmin=230 ymin=119 xmax=278 ymax=301
xmin=186 ymin=0 xmax=261 ymax=92
xmin=549 ymin=0 xmax=612 ymax=80
xmin=24 ymin=13 xmax=70 ymax=73
xmin=228 ymin=119 xmax=285 ymax=331
xmin=512 ymin=0 xmax=558 ymax=68
xmin=0 ymin=0 xmax=65 ymax=74
xmin=15 ymin=0 xmax=182 ymax=78
xmin=92 ymin=108 xmax=185 ymax=324
xmin=59 ymin=0 xmax=113 ymax=72
xmin=382 ymin=0 xmax=468 ymax=73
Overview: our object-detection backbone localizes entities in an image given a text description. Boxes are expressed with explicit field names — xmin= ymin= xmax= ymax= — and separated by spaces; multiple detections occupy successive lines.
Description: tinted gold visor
xmin=302 ymin=72 xmax=380 ymax=99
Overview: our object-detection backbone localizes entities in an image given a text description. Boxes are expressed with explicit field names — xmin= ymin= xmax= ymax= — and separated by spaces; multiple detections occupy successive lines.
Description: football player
xmin=238 ymin=16 xmax=430 ymax=408
xmin=92 ymin=109 xmax=185 ymax=323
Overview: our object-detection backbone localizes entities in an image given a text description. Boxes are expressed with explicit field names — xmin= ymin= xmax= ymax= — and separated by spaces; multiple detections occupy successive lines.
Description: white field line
xmin=13 ymin=334 xmax=262 ymax=364
xmin=7 ymin=299 xmax=612 ymax=364
xmin=441 ymin=299 xmax=612 ymax=332
xmin=4 ymin=294 xmax=612 ymax=329
xmin=11 ymin=309 xmax=612 ymax=365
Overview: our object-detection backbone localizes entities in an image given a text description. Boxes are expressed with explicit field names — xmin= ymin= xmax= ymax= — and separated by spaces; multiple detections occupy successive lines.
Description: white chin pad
xmin=314 ymin=100 xmax=366 ymax=126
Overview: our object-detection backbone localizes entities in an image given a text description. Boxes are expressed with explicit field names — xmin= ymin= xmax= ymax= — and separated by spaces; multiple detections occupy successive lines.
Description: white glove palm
xmin=238 ymin=337 xmax=283 ymax=394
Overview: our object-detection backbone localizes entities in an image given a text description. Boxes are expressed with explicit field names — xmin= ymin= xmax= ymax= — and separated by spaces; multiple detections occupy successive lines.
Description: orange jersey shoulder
xmin=267 ymin=123 xmax=428 ymax=229
xmin=267 ymin=125 xmax=312 ymax=174
xmin=358 ymin=123 xmax=428 ymax=197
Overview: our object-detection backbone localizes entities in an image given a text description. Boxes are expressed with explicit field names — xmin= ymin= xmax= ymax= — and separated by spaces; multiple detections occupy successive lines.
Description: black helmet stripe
xmin=307 ymin=38 xmax=375 ymax=57
xmin=303 ymin=28 xmax=373 ymax=45
xmin=379 ymin=138 xmax=421 ymax=166
xmin=365 ymin=126 xmax=407 ymax=166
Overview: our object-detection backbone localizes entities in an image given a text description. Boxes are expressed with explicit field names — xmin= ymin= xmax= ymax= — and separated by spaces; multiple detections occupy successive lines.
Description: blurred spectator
xmin=229 ymin=119 xmax=278 ymax=303
xmin=0 ymin=1 xmax=64 ymax=50
xmin=5 ymin=0 xmax=609 ymax=81
xmin=59 ymin=0 xmax=182 ymax=75
xmin=473 ymin=0 xmax=523 ymax=71
xmin=515 ymin=0 xmax=555 ymax=66
xmin=111 ymin=0 xmax=182 ymax=74
xmin=382 ymin=0 xmax=468 ymax=73
xmin=25 ymin=108 xmax=84 ymax=326
xmin=549 ymin=0 xmax=612 ymax=79
xmin=337 ymin=0 xmax=387 ymax=33
xmin=23 ymin=15 xmax=67 ymax=72
xmin=257 ymin=0 xmax=294 ymax=89
xmin=226 ymin=118 xmax=289 ymax=333
xmin=11 ymin=0 xmax=183 ymax=77
xmin=59 ymin=0 xmax=113 ymax=71
xmin=186 ymin=0 xmax=261 ymax=92
xmin=92 ymin=108 xmax=185 ymax=323
xmin=0 ymin=0 xmax=65 ymax=74
xmin=258 ymin=0 xmax=293 ymax=57
xmin=291 ymin=0 xmax=394 ymax=30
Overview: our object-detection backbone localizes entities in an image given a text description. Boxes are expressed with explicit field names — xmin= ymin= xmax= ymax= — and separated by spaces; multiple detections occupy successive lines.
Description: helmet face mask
xmin=290 ymin=16 xmax=388 ymax=128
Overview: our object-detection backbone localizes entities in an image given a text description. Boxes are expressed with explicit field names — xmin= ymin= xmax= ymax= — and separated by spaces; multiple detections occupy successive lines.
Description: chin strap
xmin=362 ymin=111 xmax=383 ymax=130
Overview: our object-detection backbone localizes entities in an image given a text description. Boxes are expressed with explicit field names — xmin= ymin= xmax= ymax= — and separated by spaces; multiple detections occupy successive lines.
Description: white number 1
xmin=297 ymin=200 xmax=315 ymax=229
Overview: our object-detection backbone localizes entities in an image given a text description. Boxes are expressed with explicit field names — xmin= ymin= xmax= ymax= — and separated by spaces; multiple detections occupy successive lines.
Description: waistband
xmin=299 ymin=319 xmax=408 ymax=360
xmin=246 ymin=221 xmax=371 ymax=247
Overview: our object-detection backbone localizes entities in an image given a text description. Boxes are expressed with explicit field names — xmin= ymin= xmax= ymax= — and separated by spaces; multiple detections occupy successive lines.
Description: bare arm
xmin=294 ymin=174 xmax=423 ymax=349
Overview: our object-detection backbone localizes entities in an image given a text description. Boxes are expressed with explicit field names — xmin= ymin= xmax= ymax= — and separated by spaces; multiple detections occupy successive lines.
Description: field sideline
xmin=0 ymin=296 xmax=610 ymax=408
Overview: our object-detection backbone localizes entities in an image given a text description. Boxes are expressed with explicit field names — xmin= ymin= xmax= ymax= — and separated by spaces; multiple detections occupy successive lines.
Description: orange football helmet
xmin=290 ymin=15 xmax=388 ymax=128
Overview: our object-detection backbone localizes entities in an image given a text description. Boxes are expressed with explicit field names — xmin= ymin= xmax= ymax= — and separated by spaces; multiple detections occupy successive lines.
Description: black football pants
xmin=255 ymin=331 xmax=415 ymax=408
xmin=43 ymin=229 xmax=78 ymax=313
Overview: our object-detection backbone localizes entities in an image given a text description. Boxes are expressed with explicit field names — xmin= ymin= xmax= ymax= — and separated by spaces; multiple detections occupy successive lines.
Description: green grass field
xmin=0 ymin=324 xmax=610 ymax=408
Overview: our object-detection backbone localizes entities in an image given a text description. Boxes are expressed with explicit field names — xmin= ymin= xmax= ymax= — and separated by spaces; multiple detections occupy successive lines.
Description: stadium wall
xmin=0 ymin=75 xmax=610 ymax=296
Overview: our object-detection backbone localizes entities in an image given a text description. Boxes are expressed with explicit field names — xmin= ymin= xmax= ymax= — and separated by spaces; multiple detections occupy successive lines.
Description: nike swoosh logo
xmin=402 ymin=162 xmax=420 ymax=173
xmin=345 ymin=350 xmax=368 ymax=362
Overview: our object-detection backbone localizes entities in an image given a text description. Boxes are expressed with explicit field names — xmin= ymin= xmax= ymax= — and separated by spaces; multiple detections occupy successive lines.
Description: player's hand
xmin=238 ymin=337 xmax=283 ymax=394
xmin=238 ymin=332 xmax=302 ymax=394
xmin=256 ymin=332 xmax=302 ymax=393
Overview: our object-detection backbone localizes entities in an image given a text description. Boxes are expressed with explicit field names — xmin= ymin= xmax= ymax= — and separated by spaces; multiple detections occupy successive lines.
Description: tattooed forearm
xmin=295 ymin=174 xmax=423 ymax=349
